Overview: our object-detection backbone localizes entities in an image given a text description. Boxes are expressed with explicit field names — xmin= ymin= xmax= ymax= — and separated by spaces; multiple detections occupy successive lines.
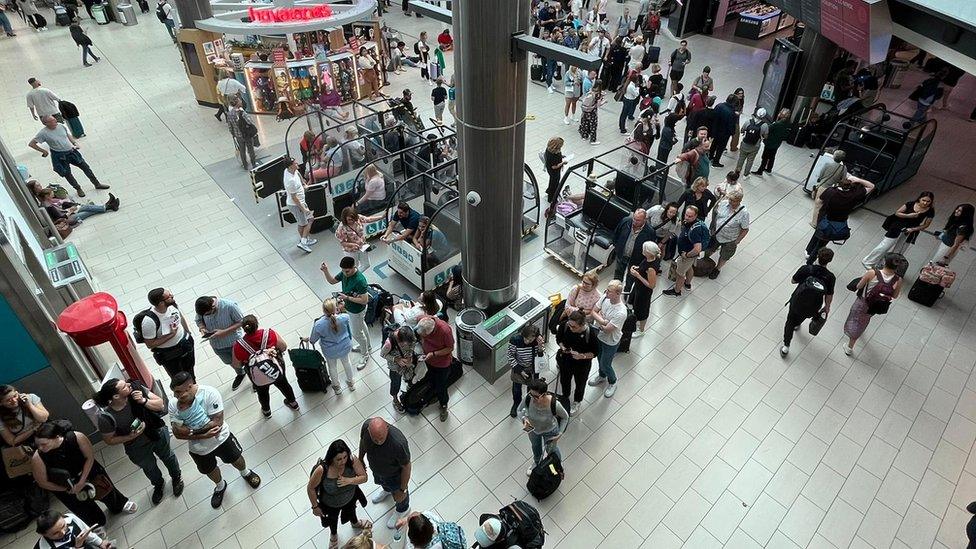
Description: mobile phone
xmin=202 ymin=331 xmax=216 ymax=339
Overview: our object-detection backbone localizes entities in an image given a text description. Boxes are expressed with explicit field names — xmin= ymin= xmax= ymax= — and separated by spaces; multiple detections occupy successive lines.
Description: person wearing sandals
xmin=517 ymin=378 xmax=570 ymax=477
xmin=231 ymin=315 xmax=300 ymax=418
xmin=168 ymin=372 xmax=262 ymax=508
xmin=508 ymin=324 xmax=545 ymax=418
xmin=31 ymin=422 xmax=138 ymax=527
xmin=381 ymin=326 xmax=418 ymax=413
xmin=308 ymin=298 xmax=357 ymax=395
xmin=308 ymin=440 xmax=372 ymax=549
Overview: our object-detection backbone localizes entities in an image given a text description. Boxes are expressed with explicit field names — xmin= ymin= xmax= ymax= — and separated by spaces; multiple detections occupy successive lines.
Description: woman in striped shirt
xmin=508 ymin=324 xmax=545 ymax=418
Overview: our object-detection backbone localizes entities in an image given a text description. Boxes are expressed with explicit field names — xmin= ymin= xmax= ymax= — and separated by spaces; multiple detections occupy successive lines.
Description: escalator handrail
xmin=804 ymin=102 xmax=888 ymax=192
xmin=419 ymin=194 xmax=461 ymax=291
xmin=283 ymin=99 xmax=389 ymax=161
xmin=342 ymin=133 xmax=458 ymax=199
xmin=313 ymin=123 xmax=406 ymax=190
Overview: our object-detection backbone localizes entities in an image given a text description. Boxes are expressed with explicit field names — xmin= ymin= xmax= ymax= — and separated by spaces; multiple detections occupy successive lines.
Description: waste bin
xmin=117 ymin=3 xmax=138 ymax=25
xmin=455 ymin=308 xmax=485 ymax=366
xmin=92 ymin=3 xmax=109 ymax=24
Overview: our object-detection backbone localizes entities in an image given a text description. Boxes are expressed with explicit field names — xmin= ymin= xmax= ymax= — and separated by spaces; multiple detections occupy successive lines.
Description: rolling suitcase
xmin=530 ymin=62 xmax=544 ymax=82
xmin=643 ymin=45 xmax=661 ymax=65
xmin=616 ymin=309 xmax=637 ymax=353
xmin=288 ymin=341 xmax=331 ymax=391
xmin=908 ymin=278 xmax=942 ymax=307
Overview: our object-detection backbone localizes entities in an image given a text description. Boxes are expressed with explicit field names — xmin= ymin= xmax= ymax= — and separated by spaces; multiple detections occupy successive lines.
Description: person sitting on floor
xmin=35 ymin=186 xmax=118 ymax=226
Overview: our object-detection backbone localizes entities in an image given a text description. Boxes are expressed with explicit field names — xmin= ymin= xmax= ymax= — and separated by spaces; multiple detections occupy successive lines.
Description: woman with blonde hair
xmin=356 ymin=164 xmax=387 ymax=213
xmin=677 ymin=176 xmax=716 ymax=218
xmin=629 ymin=241 xmax=661 ymax=334
xmin=565 ymin=271 xmax=601 ymax=318
xmin=343 ymin=528 xmax=387 ymax=548
xmin=336 ymin=206 xmax=382 ymax=269
xmin=307 ymin=298 xmax=356 ymax=395
xmin=543 ymin=136 xmax=567 ymax=214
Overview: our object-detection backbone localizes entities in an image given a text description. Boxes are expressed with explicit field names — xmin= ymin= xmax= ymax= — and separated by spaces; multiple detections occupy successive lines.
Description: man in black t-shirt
xmin=782 ymin=248 xmax=836 ymax=356
xmin=805 ymin=174 xmax=875 ymax=264
xmin=555 ymin=310 xmax=599 ymax=415
xmin=359 ymin=417 xmax=412 ymax=528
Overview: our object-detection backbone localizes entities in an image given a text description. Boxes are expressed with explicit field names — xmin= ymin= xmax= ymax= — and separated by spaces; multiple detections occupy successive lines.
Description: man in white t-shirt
xmin=215 ymin=71 xmax=247 ymax=121
xmin=588 ymin=279 xmax=627 ymax=397
xmin=26 ymin=78 xmax=62 ymax=121
xmin=283 ymin=156 xmax=316 ymax=253
xmin=140 ymin=288 xmax=195 ymax=378
xmin=168 ymin=372 xmax=261 ymax=508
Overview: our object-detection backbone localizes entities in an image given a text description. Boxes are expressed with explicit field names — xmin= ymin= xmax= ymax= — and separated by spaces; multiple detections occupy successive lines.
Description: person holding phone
xmin=0 ymin=384 xmax=49 ymax=448
xmin=33 ymin=510 xmax=115 ymax=549
xmin=320 ymin=257 xmax=372 ymax=370
xmin=194 ymin=296 xmax=246 ymax=390
xmin=93 ymin=379 xmax=183 ymax=506
xmin=168 ymin=372 xmax=261 ymax=509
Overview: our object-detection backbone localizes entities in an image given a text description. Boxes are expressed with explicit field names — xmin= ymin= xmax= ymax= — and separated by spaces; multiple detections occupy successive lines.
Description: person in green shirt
xmin=753 ymin=108 xmax=792 ymax=175
xmin=320 ymin=257 xmax=372 ymax=369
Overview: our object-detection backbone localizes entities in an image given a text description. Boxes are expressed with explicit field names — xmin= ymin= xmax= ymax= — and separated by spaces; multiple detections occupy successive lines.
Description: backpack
xmin=863 ymin=269 xmax=898 ymax=315
xmin=433 ymin=519 xmax=466 ymax=549
xmin=364 ymin=284 xmax=392 ymax=326
xmin=237 ymin=330 xmax=281 ymax=387
xmin=742 ymin=120 xmax=762 ymax=145
xmin=791 ymin=275 xmax=826 ymax=316
xmin=132 ymin=308 xmax=159 ymax=344
xmin=155 ymin=3 xmax=167 ymax=22
xmin=526 ymin=452 xmax=563 ymax=500
xmin=497 ymin=500 xmax=546 ymax=549
xmin=238 ymin=112 xmax=258 ymax=139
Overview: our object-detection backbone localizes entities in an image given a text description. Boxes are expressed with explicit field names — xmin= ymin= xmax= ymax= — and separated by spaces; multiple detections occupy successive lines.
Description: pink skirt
xmin=843 ymin=297 xmax=872 ymax=340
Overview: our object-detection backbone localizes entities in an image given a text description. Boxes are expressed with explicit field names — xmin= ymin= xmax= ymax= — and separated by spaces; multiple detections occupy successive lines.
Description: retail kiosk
xmin=193 ymin=0 xmax=385 ymax=115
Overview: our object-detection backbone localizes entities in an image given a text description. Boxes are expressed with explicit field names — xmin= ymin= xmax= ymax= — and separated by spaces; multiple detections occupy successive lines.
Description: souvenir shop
xmin=191 ymin=2 xmax=386 ymax=115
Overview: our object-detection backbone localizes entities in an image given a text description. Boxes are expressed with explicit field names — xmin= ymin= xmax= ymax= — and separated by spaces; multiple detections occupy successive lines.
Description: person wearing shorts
xmin=168 ymin=372 xmax=261 ymax=508
xmin=700 ymin=189 xmax=749 ymax=280
xmin=664 ymin=205 xmax=709 ymax=297
xmin=284 ymin=156 xmax=317 ymax=253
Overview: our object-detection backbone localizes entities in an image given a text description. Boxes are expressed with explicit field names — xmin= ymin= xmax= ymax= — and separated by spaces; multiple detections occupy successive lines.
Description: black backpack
xmin=238 ymin=113 xmax=258 ymax=139
xmin=155 ymin=3 xmax=167 ymax=22
xmin=742 ymin=120 xmax=762 ymax=145
xmin=132 ymin=308 xmax=160 ymax=344
xmin=498 ymin=500 xmax=545 ymax=549
xmin=791 ymin=276 xmax=826 ymax=316
xmin=526 ymin=452 xmax=563 ymax=500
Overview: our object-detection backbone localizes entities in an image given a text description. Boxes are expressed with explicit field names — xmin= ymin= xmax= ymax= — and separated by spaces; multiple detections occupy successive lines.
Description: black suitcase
xmin=294 ymin=365 xmax=330 ymax=392
xmin=401 ymin=358 xmax=463 ymax=414
xmin=644 ymin=45 xmax=661 ymax=65
xmin=908 ymin=278 xmax=942 ymax=307
xmin=55 ymin=10 xmax=70 ymax=26
xmin=136 ymin=0 xmax=149 ymax=12
xmin=616 ymin=309 xmax=637 ymax=353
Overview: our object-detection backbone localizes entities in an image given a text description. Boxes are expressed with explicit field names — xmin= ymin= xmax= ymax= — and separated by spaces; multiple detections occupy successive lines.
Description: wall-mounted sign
xmin=247 ymin=5 xmax=334 ymax=24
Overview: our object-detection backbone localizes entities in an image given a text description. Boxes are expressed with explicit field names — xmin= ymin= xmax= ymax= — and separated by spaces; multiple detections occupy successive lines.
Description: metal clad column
xmin=456 ymin=0 xmax=528 ymax=313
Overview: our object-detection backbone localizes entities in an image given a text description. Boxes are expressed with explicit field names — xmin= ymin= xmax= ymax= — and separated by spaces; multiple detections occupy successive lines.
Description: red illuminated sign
xmin=247 ymin=5 xmax=334 ymax=23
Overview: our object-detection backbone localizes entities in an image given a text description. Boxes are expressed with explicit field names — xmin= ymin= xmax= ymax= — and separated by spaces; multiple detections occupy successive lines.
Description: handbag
xmin=808 ymin=312 xmax=827 ymax=336
xmin=846 ymin=277 xmax=860 ymax=292
xmin=54 ymin=219 xmax=73 ymax=239
xmin=510 ymin=365 xmax=532 ymax=385
xmin=881 ymin=213 xmax=901 ymax=232
xmin=2 ymin=446 xmax=33 ymax=478
xmin=90 ymin=472 xmax=115 ymax=500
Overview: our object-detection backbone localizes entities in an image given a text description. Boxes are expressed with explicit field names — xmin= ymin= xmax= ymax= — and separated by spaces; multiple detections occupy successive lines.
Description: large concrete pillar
xmin=455 ymin=0 xmax=529 ymax=313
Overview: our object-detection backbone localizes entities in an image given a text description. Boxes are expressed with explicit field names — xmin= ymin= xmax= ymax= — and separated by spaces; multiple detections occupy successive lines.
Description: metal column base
xmin=463 ymin=278 xmax=518 ymax=316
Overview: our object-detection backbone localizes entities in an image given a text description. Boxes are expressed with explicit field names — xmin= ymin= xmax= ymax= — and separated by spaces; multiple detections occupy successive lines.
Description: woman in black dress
xmin=30 ymin=422 xmax=136 ymax=526
xmin=628 ymin=241 xmax=661 ymax=336
xmin=543 ymin=137 xmax=567 ymax=216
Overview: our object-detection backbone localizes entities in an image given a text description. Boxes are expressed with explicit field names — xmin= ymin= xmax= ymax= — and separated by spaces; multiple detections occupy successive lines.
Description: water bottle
xmin=391 ymin=528 xmax=404 ymax=549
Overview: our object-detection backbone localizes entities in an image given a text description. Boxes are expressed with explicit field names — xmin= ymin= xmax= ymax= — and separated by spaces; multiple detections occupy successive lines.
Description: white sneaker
xmin=122 ymin=501 xmax=138 ymax=514
xmin=564 ymin=116 xmax=571 ymax=125
xmin=604 ymin=384 xmax=616 ymax=398
xmin=780 ymin=345 xmax=789 ymax=357
xmin=590 ymin=141 xmax=601 ymax=146
xmin=587 ymin=374 xmax=606 ymax=386
xmin=357 ymin=357 xmax=369 ymax=370
xmin=548 ymin=86 xmax=554 ymax=94
xmin=387 ymin=509 xmax=408 ymax=529
xmin=526 ymin=468 xmax=534 ymax=477
xmin=297 ymin=242 xmax=312 ymax=253
xmin=332 ymin=384 xmax=342 ymax=395
xmin=305 ymin=237 xmax=317 ymax=246
xmin=347 ymin=380 xmax=356 ymax=391
xmin=570 ymin=401 xmax=580 ymax=415
xmin=844 ymin=346 xmax=854 ymax=356
xmin=371 ymin=490 xmax=391 ymax=504
xmin=633 ymin=329 xmax=645 ymax=338
xmin=352 ymin=344 xmax=362 ymax=353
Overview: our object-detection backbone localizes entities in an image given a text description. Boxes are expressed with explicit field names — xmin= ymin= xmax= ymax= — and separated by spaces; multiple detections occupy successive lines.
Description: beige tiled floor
xmin=2 ymin=2 xmax=976 ymax=548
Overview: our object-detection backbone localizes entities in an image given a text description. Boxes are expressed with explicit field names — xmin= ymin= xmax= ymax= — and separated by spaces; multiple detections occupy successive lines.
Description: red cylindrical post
xmin=56 ymin=293 xmax=155 ymax=387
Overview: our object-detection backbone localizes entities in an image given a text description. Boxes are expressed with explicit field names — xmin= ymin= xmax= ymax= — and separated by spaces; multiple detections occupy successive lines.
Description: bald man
xmin=358 ymin=417 xmax=411 ymax=529
xmin=28 ymin=115 xmax=109 ymax=197
xmin=612 ymin=208 xmax=655 ymax=286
